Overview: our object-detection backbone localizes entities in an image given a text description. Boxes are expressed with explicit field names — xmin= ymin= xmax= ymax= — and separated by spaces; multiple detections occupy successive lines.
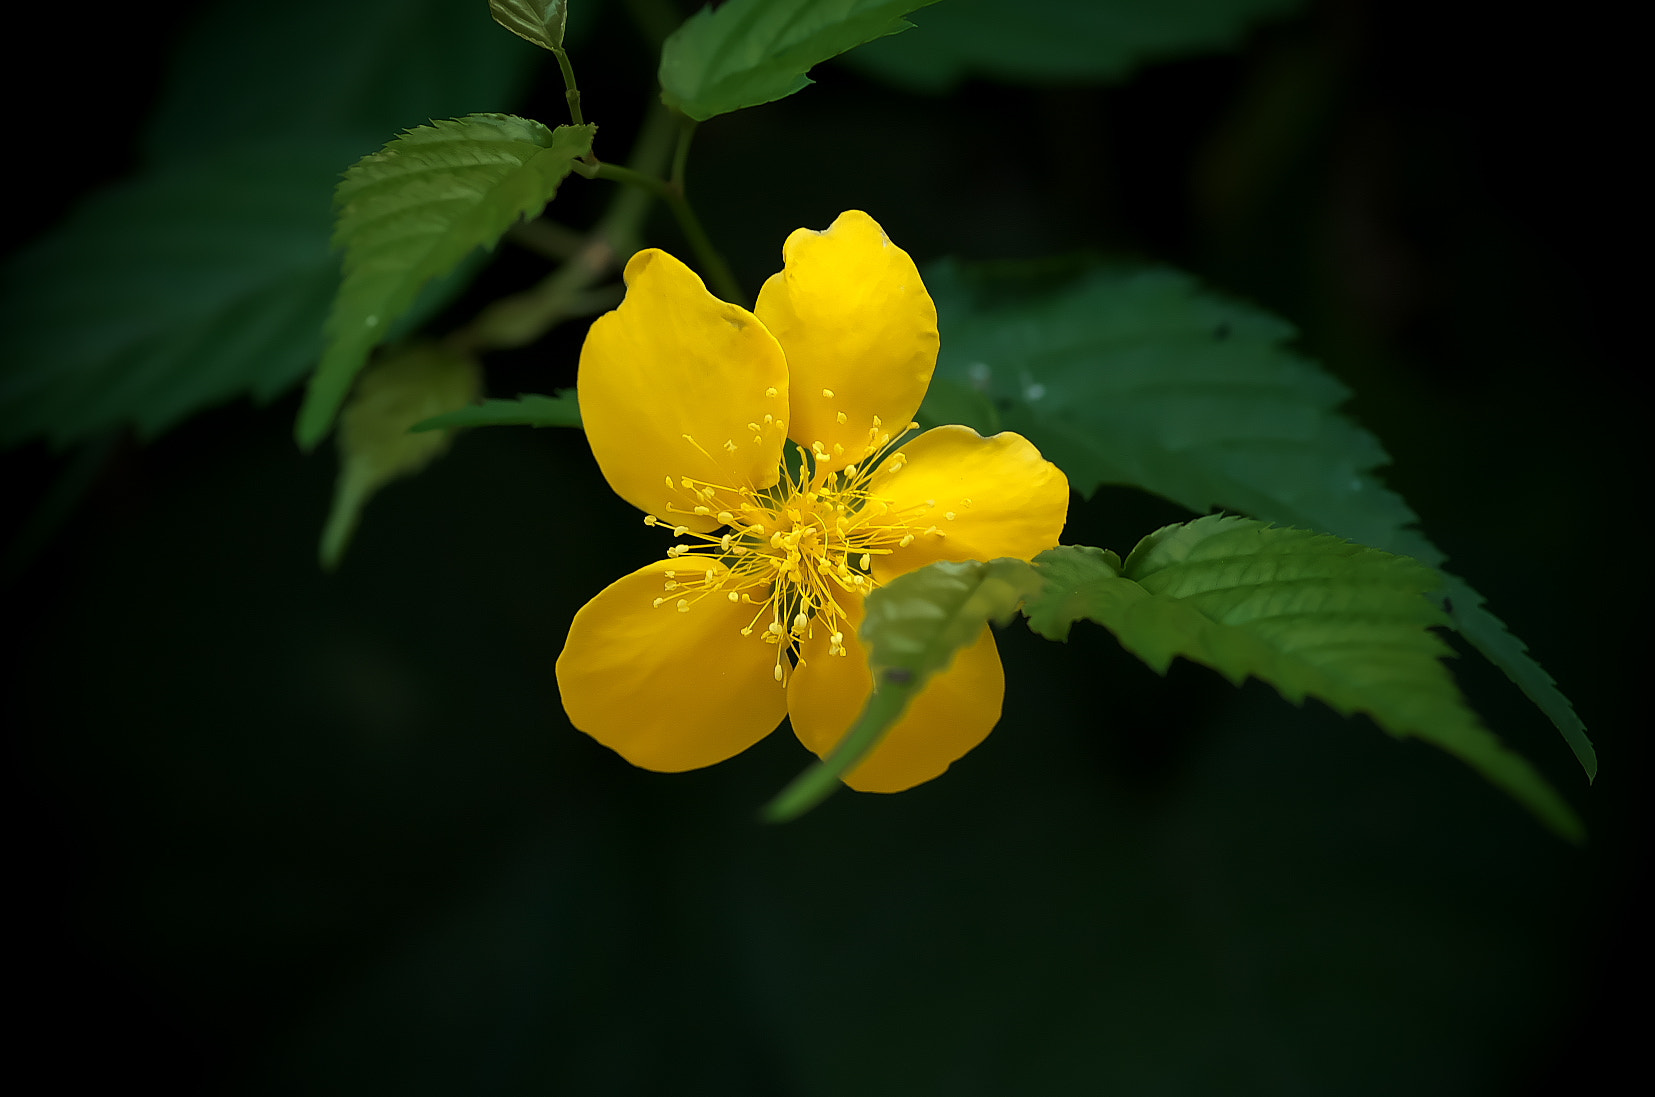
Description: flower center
xmin=644 ymin=423 xmax=940 ymax=684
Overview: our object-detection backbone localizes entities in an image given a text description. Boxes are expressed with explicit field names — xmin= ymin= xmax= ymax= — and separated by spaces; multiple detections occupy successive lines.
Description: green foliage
xmin=764 ymin=557 xmax=1043 ymax=821
xmin=295 ymin=116 xmax=596 ymax=451
xmin=0 ymin=141 xmax=354 ymax=448
xmin=1027 ymin=519 xmax=1582 ymax=841
xmin=321 ymin=343 xmax=482 ymax=571
xmin=0 ymin=0 xmax=543 ymax=451
xmin=489 ymin=0 xmax=568 ymax=51
xmin=846 ymin=0 xmax=1303 ymax=92
xmin=144 ymin=0 xmax=546 ymax=162
xmin=920 ymin=260 xmax=1595 ymax=779
xmin=411 ymin=393 xmax=582 ymax=432
xmin=659 ymin=0 xmax=942 ymax=121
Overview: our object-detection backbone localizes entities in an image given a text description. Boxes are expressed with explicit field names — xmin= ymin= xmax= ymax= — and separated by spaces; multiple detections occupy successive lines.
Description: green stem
xmin=578 ymin=105 xmax=745 ymax=306
xmin=551 ymin=45 xmax=584 ymax=127
xmin=670 ymin=114 xmax=696 ymax=190
xmin=760 ymin=683 xmax=915 ymax=823
xmin=448 ymin=109 xmax=676 ymax=353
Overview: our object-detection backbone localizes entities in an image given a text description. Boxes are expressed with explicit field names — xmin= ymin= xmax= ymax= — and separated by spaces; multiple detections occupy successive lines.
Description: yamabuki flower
xmin=555 ymin=211 xmax=1069 ymax=791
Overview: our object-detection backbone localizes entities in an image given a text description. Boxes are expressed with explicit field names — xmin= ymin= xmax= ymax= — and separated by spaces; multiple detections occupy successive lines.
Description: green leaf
xmin=144 ymin=0 xmax=548 ymax=161
xmin=489 ymin=0 xmax=568 ymax=51
xmin=845 ymin=0 xmax=1303 ymax=93
xmin=1027 ymin=519 xmax=1583 ymax=841
xmin=321 ymin=343 xmax=483 ymax=571
xmin=295 ymin=116 xmax=595 ymax=451
xmin=0 ymin=0 xmax=551 ymax=452
xmin=1 ymin=140 xmax=356 ymax=448
xmin=922 ymin=259 xmax=1595 ymax=780
xmin=763 ymin=557 xmax=1043 ymax=822
xmin=660 ymin=0 xmax=942 ymax=121
xmin=410 ymin=392 xmax=582 ymax=432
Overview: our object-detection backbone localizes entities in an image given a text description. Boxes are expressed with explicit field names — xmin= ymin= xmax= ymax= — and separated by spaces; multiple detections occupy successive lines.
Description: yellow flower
xmin=555 ymin=211 xmax=1068 ymax=792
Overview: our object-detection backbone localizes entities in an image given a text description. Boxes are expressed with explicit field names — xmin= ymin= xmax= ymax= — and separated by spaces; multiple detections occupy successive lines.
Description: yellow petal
xmin=787 ymin=598 xmax=1004 ymax=792
xmin=556 ymin=558 xmax=788 ymax=772
xmin=753 ymin=211 xmax=938 ymax=473
xmin=579 ymin=249 xmax=790 ymax=531
xmin=869 ymin=425 xmax=1069 ymax=580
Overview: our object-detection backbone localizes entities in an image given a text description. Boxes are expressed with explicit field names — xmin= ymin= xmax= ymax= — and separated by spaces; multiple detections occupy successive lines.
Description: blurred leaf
xmin=144 ymin=0 xmax=548 ymax=160
xmin=1028 ymin=520 xmax=1583 ymax=841
xmin=411 ymin=393 xmax=582 ymax=432
xmin=296 ymin=116 xmax=595 ymax=451
xmin=764 ymin=556 xmax=1043 ymax=821
xmin=660 ymin=0 xmax=942 ymax=121
xmin=922 ymin=259 xmax=1595 ymax=779
xmin=321 ymin=342 xmax=483 ymax=570
xmin=845 ymin=0 xmax=1304 ymax=93
xmin=0 ymin=0 xmax=552 ymax=451
xmin=0 ymin=140 xmax=353 ymax=448
xmin=489 ymin=0 xmax=569 ymax=51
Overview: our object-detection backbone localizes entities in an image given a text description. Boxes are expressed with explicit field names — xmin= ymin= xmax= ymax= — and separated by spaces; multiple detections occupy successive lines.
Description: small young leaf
xmin=489 ymin=0 xmax=568 ymax=52
xmin=1028 ymin=519 xmax=1583 ymax=841
xmin=296 ymin=115 xmax=595 ymax=451
xmin=410 ymin=392 xmax=582 ymax=432
xmin=923 ymin=259 xmax=1594 ymax=780
xmin=660 ymin=0 xmax=942 ymax=121
xmin=763 ymin=557 xmax=1043 ymax=821
xmin=321 ymin=342 xmax=482 ymax=570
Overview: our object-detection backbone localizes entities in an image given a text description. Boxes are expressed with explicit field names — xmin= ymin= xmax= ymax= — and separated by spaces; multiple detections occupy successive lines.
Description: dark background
xmin=6 ymin=1 xmax=1639 ymax=1093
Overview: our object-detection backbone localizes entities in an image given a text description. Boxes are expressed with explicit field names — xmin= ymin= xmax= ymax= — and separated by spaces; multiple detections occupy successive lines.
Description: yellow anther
xmin=723 ymin=440 xmax=738 ymax=453
xmin=673 ymin=524 xmax=689 ymax=536
xmin=727 ymin=591 xmax=739 ymax=602
xmin=652 ymin=597 xmax=665 ymax=607
xmin=676 ymin=599 xmax=690 ymax=613
xmin=644 ymin=515 xmax=658 ymax=526
xmin=836 ymin=411 xmax=848 ymax=425
xmin=765 ymin=386 xmax=779 ymax=398
xmin=705 ymin=569 xmax=716 ymax=582
xmin=693 ymin=505 xmax=711 ymax=515
xmin=945 ymin=511 xmax=957 ymax=520
xmin=822 ymin=388 xmax=835 ymax=398
xmin=860 ymin=553 xmax=871 ymax=570
xmin=899 ymin=534 xmax=915 ymax=547
xmin=663 ymin=580 xmax=678 ymax=591
xmin=740 ymin=626 xmax=753 ymax=636
xmin=716 ymin=511 xmax=734 ymax=524
xmin=773 ymin=664 xmax=784 ymax=682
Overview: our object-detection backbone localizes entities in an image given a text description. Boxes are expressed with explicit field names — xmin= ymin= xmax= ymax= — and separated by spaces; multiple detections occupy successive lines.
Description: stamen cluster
xmin=644 ymin=418 xmax=944 ymax=684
